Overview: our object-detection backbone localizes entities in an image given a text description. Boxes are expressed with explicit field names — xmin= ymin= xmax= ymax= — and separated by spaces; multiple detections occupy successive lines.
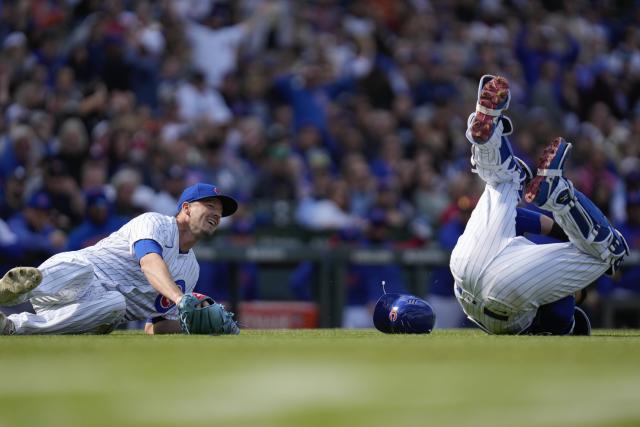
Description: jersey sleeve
xmin=126 ymin=213 xmax=175 ymax=256
xmin=133 ymin=239 xmax=163 ymax=262
xmin=515 ymin=208 xmax=542 ymax=236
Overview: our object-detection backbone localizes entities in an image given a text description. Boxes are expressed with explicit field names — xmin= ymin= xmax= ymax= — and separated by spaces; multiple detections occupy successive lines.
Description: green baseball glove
xmin=178 ymin=294 xmax=240 ymax=335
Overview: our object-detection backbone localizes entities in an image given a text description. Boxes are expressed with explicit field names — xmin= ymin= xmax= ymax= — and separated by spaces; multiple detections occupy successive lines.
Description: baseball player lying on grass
xmin=450 ymin=75 xmax=629 ymax=335
xmin=0 ymin=183 xmax=239 ymax=336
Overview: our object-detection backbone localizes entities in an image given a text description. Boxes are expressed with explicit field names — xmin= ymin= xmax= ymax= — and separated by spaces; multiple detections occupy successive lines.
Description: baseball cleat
xmin=524 ymin=137 xmax=573 ymax=204
xmin=0 ymin=312 xmax=15 ymax=335
xmin=469 ymin=75 xmax=511 ymax=143
xmin=0 ymin=267 xmax=42 ymax=305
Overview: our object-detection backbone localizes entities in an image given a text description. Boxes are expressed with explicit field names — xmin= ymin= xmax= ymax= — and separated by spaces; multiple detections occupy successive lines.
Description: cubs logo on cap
xmin=373 ymin=292 xmax=435 ymax=334
xmin=176 ymin=182 xmax=238 ymax=217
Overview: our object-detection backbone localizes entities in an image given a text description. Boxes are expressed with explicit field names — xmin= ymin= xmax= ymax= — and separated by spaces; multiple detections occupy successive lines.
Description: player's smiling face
xmin=188 ymin=198 xmax=223 ymax=237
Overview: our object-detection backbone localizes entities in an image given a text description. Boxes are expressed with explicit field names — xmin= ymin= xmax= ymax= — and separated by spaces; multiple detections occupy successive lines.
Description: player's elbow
xmin=139 ymin=252 xmax=162 ymax=268
xmin=139 ymin=253 xmax=164 ymax=278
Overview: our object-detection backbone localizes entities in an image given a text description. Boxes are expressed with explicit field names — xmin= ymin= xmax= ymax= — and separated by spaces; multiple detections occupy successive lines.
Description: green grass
xmin=1 ymin=329 xmax=640 ymax=427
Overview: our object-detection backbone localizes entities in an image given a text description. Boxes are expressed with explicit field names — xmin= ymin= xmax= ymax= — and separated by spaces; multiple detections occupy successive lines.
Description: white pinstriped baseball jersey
xmin=9 ymin=213 xmax=199 ymax=334
xmin=449 ymin=181 xmax=609 ymax=334
xmin=450 ymin=123 xmax=610 ymax=334
xmin=85 ymin=212 xmax=199 ymax=320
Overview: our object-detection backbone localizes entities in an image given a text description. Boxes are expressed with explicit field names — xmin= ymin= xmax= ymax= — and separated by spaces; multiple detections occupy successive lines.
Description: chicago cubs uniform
xmin=4 ymin=213 xmax=198 ymax=334
xmin=449 ymin=75 xmax=628 ymax=335
xmin=0 ymin=183 xmax=238 ymax=335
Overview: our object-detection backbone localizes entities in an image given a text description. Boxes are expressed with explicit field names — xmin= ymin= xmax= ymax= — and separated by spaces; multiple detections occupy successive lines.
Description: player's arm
xmin=516 ymin=208 xmax=569 ymax=241
xmin=134 ymin=240 xmax=185 ymax=304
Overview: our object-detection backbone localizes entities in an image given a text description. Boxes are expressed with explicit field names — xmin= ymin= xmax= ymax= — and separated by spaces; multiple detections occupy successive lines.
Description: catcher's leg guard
xmin=526 ymin=138 xmax=629 ymax=273
xmin=466 ymin=75 xmax=527 ymax=187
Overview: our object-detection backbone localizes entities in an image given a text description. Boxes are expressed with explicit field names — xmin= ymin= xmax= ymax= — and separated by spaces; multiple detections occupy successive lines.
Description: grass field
xmin=1 ymin=329 xmax=640 ymax=427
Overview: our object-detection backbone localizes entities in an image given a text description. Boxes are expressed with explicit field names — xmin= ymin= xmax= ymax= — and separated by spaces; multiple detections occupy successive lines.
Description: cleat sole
xmin=471 ymin=76 xmax=510 ymax=143
xmin=524 ymin=137 xmax=564 ymax=203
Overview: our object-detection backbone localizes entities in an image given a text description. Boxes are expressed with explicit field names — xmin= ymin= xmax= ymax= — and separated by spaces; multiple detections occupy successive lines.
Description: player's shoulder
xmin=130 ymin=212 xmax=175 ymax=228
xmin=123 ymin=212 xmax=178 ymax=243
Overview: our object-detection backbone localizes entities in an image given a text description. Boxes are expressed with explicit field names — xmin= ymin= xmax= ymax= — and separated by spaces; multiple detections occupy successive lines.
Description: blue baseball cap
xmin=373 ymin=293 xmax=435 ymax=334
xmin=85 ymin=189 xmax=108 ymax=208
xmin=176 ymin=183 xmax=238 ymax=217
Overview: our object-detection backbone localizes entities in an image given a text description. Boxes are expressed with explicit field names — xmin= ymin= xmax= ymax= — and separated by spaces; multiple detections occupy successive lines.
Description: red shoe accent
xmin=523 ymin=137 xmax=564 ymax=203
xmin=470 ymin=76 xmax=510 ymax=143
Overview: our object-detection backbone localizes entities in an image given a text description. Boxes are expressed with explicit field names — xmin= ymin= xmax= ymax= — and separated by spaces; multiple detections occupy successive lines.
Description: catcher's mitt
xmin=178 ymin=293 xmax=240 ymax=335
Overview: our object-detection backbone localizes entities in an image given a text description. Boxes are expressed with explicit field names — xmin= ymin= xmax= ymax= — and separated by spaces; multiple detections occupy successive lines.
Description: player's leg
xmin=525 ymin=137 xmax=629 ymax=274
xmin=475 ymin=236 xmax=608 ymax=335
xmin=5 ymin=287 xmax=126 ymax=335
xmin=450 ymin=182 xmax=521 ymax=289
xmin=522 ymin=295 xmax=576 ymax=335
xmin=521 ymin=297 xmax=591 ymax=336
xmin=451 ymin=76 xmax=532 ymax=285
xmin=30 ymin=252 xmax=97 ymax=307
xmin=483 ymin=240 xmax=608 ymax=307
xmin=466 ymin=75 xmax=530 ymax=189
xmin=480 ymin=136 xmax=628 ymax=336
xmin=0 ymin=252 xmax=95 ymax=307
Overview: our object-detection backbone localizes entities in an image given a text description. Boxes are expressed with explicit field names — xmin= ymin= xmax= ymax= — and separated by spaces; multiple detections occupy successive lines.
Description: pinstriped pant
xmin=450 ymin=180 xmax=609 ymax=334
xmin=8 ymin=252 xmax=126 ymax=334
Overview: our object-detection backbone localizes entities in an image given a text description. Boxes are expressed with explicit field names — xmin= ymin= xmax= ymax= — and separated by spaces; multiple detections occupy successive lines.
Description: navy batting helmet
xmin=373 ymin=293 xmax=435 ymax=334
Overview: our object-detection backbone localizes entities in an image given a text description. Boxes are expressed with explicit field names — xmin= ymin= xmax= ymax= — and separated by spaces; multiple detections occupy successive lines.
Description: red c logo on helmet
xmin=389 ymin=307 xmax=399 ymax=322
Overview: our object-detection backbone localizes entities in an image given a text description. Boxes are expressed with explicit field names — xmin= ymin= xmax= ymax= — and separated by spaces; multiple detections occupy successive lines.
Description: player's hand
xmin=178 ymin=293 xmax=239 ymax=335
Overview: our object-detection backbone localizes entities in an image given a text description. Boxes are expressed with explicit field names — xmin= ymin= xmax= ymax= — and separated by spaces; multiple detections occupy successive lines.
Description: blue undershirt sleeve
xmin=515 ymin=208 xmax=542 ymax=236
xmin=133 ymin=239 xmax=163 ymax=262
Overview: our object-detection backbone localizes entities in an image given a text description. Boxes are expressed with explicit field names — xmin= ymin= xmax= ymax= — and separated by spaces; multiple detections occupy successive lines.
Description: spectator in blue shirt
xmin=7 ymin=191 xmax=67 ymax=266
xmin=66 ymin=189 xmax=128 ymax=251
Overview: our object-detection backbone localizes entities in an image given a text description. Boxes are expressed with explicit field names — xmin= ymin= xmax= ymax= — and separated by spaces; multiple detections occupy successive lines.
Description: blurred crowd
xmin=1 ymin=0 xmax=639 ymax=326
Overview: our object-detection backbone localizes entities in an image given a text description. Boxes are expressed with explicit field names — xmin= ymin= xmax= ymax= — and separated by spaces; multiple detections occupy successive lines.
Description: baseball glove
xmin=178 ymin=293 xmax=240 ymax=335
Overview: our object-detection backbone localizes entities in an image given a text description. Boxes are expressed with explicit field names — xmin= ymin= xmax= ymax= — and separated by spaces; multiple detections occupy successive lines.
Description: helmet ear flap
xmin=373 ymin=293 xmax=436 ymax=334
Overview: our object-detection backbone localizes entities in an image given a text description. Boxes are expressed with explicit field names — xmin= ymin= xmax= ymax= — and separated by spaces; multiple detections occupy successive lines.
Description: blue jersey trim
xmin=134 ymin=239 xmax=163 ymax=262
